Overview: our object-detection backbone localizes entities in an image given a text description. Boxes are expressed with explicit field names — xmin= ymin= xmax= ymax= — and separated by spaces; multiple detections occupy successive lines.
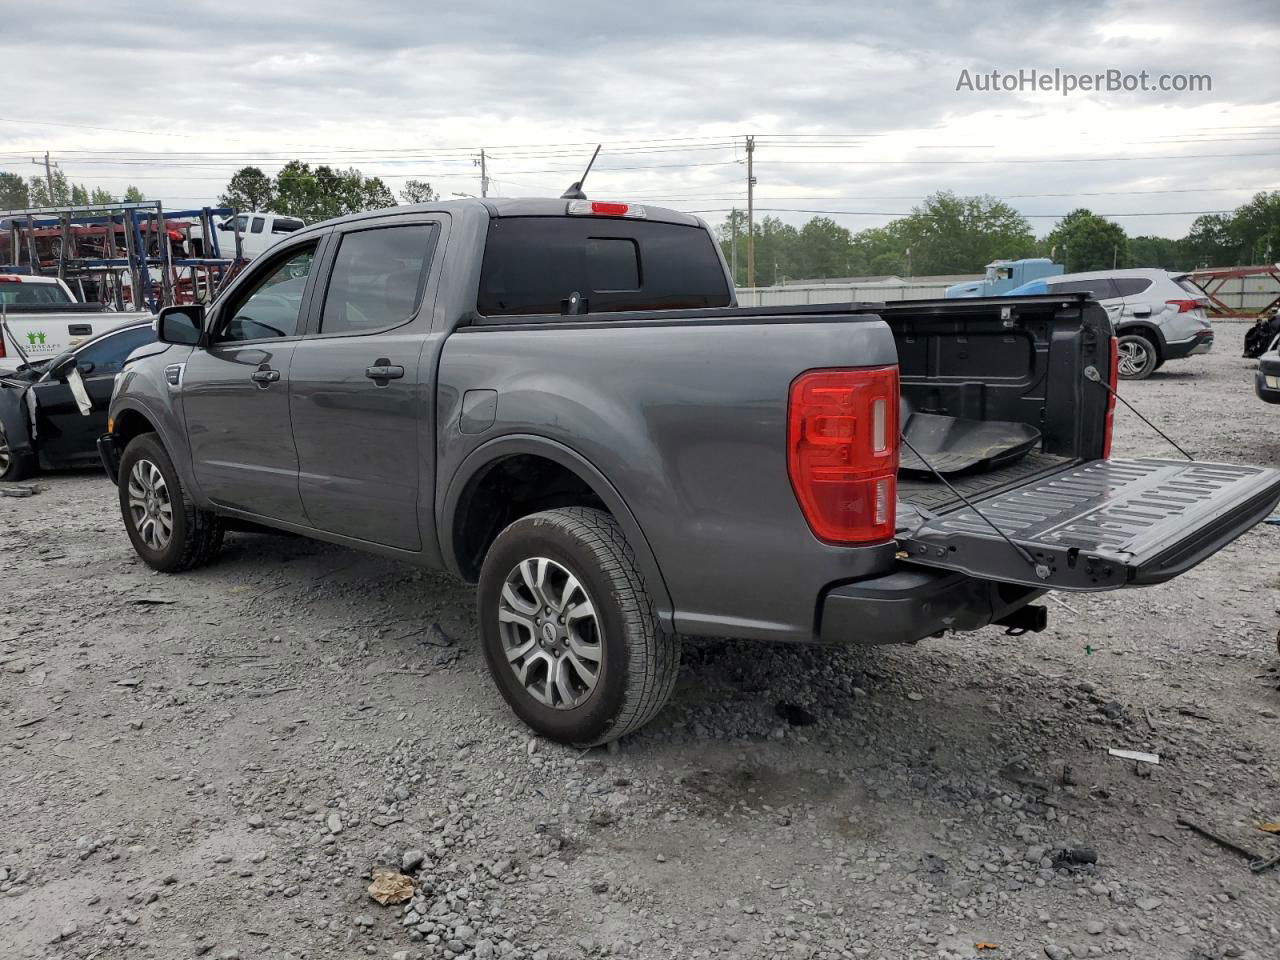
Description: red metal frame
xmin=1186 ymin=264 xmax=1280 ymax=318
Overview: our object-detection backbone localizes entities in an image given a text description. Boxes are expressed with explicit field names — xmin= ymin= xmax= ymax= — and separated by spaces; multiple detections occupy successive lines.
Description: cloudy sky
xmin=2 ymin=0 xmax=1278 ymax=239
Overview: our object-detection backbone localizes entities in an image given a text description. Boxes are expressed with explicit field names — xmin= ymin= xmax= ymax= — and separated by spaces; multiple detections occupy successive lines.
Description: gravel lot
xmin=2 ymin=322 xmax=1278 ymax=960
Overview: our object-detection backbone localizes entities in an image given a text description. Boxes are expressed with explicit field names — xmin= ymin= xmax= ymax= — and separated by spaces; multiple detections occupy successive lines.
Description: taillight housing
xmin=1166 ymin=299 xmax=1201 ymax=313
xmin=787 ymin=366 xmax=899 ymax=544
xmin=1102 ymin=336 xmax=1118 ymax=458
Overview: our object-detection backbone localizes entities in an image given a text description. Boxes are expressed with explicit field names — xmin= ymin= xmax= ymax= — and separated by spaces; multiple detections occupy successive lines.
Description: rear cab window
xmin=0 ymin=280 xmax=72 ymax=305
xmin=477 ymin=216 xmax=731 ymax=316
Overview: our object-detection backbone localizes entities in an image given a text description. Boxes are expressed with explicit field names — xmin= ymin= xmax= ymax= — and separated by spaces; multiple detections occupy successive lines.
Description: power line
xmin=687 ymin=206 xmax=1237 ymax=218
xmin=757 ymin=152 xmax=1280 ymax=165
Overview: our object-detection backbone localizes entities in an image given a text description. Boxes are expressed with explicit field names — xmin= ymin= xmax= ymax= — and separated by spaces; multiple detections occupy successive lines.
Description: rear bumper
xmin=96 ymin=433 xmax=121 ymax=484
xmin=818 ymin=567 xmax=1044 ymax=645
xmin=1164 ymin=329 xmax=1214 ymax=360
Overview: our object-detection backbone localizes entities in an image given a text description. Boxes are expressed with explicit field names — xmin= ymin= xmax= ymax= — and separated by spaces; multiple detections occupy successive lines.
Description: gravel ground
xmin=2 ymin=322 xmax=1278 ymax=960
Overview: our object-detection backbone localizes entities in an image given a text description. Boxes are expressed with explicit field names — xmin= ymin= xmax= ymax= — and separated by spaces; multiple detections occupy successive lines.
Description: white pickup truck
xmin=0 ymin=275 xmax=152 ymax=366
xmin=190 ymin=212 xmax=308 ymax=261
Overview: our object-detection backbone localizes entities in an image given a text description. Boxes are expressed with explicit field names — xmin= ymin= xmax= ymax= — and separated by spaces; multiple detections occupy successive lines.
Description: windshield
xmin=1174 ymin=275 xmax=1209 ymax=299
xmin=0 ymin=282 xmax=72 ymax=305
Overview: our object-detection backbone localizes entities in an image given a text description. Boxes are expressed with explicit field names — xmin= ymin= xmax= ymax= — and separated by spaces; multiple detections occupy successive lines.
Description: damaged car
xmin=0 ymin=320 xmax=157 ymax=480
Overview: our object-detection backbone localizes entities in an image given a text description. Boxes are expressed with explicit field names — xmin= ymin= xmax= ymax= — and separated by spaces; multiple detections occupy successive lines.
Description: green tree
xmin=272 ymin=161 xmax=320 ymax=219
xmin=90 ymin=187 xmax=115 ymax=205
xmin=269 ymin=162 xmax=396 ymax=221
xmin=70 ymin=183 xmax=90 ymax=205
xmin=0 ymin=171 xmax=29 ymax=209
xmin=219 ymin=166 xmax=276 ymax=213
xmin=896 ymin=191 xmax=1036 ymax=275
xmin=1045 ymin=209 xmax=1128 ymax=272
xmin=849 ymin=221 xmax=911 ymax=277
xmin=1228 ymin=191 xmax=1280 ymax=264
xmin=400 ymin=179 xmax=438 ymax=204
xmin=755 ymin=216 xmax=802 ymax=285
xmin=795 ymin=217 xmax=854 ymax=279
xmin=1127 ymin=235 xmax=1185 ymax=270
xmin=1182 ymin=213 xmax=1235 ymax=269
xmin=28 ymin=169 xmax=70 ymax=207
xmin=122 ymin=185 xmax=146 ymax=202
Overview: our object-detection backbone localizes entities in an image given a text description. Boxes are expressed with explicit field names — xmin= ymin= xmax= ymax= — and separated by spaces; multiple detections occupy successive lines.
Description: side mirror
xmin=157 ymin=304 xmax=204 ymax=346
xmin=77 ymin=361 xmax=95 ymax=375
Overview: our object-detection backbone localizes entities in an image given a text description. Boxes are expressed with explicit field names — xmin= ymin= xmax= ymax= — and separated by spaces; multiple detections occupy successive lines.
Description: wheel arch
xmin=440 ymin=435 xmax=673 ymax=622
xmin=110 ymin=398 xmax=206 ymax=506
xmin=1115 ymin=322 xmax=1166 ymax=361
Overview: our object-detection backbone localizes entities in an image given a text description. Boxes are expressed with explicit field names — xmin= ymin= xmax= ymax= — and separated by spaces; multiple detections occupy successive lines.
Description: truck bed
xmin=898 ymin=451 xmax=1075 ymax=512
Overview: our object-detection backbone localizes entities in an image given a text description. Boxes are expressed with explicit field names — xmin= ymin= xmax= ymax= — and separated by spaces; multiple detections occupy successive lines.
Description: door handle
xmin=251 ymin=368 xmax=280 ymax=384
xmin=365 ymin=364 xmax=404 ymax=380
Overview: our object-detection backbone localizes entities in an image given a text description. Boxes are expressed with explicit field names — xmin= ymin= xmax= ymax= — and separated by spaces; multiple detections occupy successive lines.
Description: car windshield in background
xmin=477 ymin=216 xmax=731 ymax=316
xmin=0 ymin=283 xmax=72 ymax=305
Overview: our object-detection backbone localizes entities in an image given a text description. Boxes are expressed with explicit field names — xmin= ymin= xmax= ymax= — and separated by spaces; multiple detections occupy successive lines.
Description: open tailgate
xmin=898 ymin=459 xmax=1280 ymax=592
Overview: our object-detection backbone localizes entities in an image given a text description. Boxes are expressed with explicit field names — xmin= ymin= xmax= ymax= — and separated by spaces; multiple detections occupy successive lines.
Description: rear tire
xmin=0 ymin=428 xmax=35 ymax=482
xmin=118 ymin=433 xmax=223 ymax=572
xmin=478 ymin=507 xmax=680 ymax=746
xmin=1117 ymin=333 xmax=1159 ymax=380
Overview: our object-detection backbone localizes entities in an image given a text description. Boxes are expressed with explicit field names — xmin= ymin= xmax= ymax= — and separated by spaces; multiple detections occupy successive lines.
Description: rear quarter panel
xmin=436 ymin=316 xmax=900 ymax=642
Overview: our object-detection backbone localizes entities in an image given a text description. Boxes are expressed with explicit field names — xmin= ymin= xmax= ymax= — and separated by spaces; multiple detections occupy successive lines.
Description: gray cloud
xmin=2 ymin=0 xmax=1277 ymax=237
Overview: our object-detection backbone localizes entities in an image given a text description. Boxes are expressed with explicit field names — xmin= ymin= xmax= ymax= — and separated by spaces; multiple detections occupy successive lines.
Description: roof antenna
xmin=560 ymin=144 xmax=601 ymax=200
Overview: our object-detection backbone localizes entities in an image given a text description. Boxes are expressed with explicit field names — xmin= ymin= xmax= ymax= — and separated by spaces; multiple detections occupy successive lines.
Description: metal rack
xmin=0 ymin=200 xmax=244 ymax=311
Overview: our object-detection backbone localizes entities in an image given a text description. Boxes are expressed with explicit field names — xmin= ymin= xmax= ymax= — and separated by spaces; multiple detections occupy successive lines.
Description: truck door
xmin=181 ymin=238 xmax=322 ymax=524
xmin=287 ymin=218 xmax=442 ymax=551
xmin=32 ymin=324 xmax=155 ymax=466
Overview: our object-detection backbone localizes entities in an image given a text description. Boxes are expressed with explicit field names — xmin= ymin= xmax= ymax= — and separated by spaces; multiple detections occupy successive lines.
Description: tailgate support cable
xmin=1084 ymin=366 xmax=1194 ymax=461
xmin=899 ymin=433 xmax=1051 ymax=582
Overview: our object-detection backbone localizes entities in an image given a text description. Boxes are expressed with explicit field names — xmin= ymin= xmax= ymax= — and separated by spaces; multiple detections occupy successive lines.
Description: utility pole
xmin=745 ymin=136 xmax=756 ymax=288
xmin=32 ymin=152 xmax=57 ymax=203
xmin=475 ymin=149 xmax=489 ymax=198
xmin=730 ymin=207 xmax=738 ymax=286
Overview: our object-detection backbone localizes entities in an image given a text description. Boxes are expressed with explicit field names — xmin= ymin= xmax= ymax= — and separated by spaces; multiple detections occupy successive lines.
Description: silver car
xmin=1040 ymin=268 xmax=1214 ymax=379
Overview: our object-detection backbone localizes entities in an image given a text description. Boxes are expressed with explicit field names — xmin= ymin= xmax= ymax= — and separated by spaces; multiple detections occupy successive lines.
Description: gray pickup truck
xmin=99 ymin=198 xmax=1280 ymax=745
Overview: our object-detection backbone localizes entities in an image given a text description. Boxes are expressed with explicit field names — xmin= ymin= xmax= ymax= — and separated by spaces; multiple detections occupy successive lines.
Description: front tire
xmin=1117 ymin=333 xmax=1159 ymax=380
xmin=478 ymin=507 xmax=680 ymax=746
xmin=0 ymin=428 xmax=35 ymax=482
xmin=118 ymin=433 xmax=223 ymax=572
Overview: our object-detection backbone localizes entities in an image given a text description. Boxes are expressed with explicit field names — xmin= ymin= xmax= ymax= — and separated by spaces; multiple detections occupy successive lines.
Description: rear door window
xmin=478 ymin=217 xmax=731 ymax=316
xmin=1049 ymin=278 xmax=1120 ymax=299
xmin=319 ymin=224 xmax=437 ymax=335
xmin=1112 ymin=278 xmax=1153 ymax=297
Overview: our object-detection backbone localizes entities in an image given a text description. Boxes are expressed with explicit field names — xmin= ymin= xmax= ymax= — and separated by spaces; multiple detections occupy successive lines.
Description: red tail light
xmin=0 ymin=333 xmax=6 ymax=360
xmin=566 ymin=200 xmax=647 ymax=219
xmin=1166 ymin=299 xmax=1200 ymax=313
xmin=1102 ymin=336 xmax=1118 ymax=458
xmin=787 ymin=366 xmax=899 ymax=544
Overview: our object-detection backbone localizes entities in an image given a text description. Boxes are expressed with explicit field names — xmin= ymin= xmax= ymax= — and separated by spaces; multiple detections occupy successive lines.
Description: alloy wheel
xmin=497 ymin=556 xmax=603 ymax=710
xmin=1117 ymin=339 xmax=1151 ymax=377
xmin=127 ymin=459 xmax=174 ymax=551
xmin=0 ymin=434 xmax=10 ymax=476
